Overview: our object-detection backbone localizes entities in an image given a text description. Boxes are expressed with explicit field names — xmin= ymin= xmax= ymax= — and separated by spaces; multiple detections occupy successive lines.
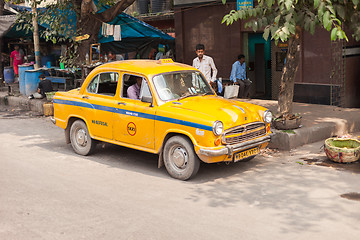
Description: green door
xmin=248 ymin=33 xmax=272 ymax=99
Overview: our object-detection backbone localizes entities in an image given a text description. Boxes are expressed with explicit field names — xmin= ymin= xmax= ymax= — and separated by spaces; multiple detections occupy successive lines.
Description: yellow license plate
xmin=234 ymin=147 xmax=259 ymax=162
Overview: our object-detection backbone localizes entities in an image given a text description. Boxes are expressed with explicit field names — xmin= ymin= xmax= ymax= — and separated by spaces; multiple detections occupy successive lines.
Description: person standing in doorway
xmin=230 ymin=54 xmax=251 ymax=98
xmin=10 ymin=45 xmax=24 ymax=77
xmin=192 ymin=44 xmax=217 ymax=88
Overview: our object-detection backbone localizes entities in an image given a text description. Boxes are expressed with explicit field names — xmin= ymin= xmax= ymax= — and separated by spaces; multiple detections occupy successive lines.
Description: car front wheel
xmin=70 ymin=120 xmax=96 ymax=156
xmin=163 ymin=136 xmax=200 ymax=180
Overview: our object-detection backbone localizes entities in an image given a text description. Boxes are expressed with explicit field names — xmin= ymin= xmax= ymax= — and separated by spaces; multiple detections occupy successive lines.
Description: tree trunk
xmin=277 ymin=27 xmax=301 ymax=118
xmin=76 ymin=0 xmax=136 ymax=63
xmin=76 ymin=15 xmax=102 ymax=62
xmin=31 ymin=0 xmax=41 ymax=69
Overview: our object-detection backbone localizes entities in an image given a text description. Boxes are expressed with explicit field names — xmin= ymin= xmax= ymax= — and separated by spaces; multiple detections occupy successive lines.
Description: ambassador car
xmin=52 ymin=59 xmax=272 ymax=180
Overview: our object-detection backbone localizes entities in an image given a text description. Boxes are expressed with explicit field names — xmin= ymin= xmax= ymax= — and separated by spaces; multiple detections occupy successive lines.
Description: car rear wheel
xmin=70 ymin=120 xmax=96 ymax=156
xmin=163 ymin=136 xmax=200 ymax=180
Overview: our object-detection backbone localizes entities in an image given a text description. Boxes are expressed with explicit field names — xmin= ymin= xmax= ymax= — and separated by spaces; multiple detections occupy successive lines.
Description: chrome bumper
xmin=50 ymin=116 xmax=56 ymax=124
xmin=199 ymin=135 xmax=271 ymax=157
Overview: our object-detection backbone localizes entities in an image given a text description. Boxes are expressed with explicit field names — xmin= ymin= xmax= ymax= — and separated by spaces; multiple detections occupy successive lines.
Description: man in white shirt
xmin=192 ymin=44 xmax=218 ymax=87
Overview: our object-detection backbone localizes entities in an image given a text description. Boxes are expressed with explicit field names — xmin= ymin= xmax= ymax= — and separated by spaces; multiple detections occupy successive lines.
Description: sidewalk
xmin=1 ymin=91 xmax=360 ymax=150
xmin=242 ymin=99 xmax=360 ymax=150
xmin=0 ymin=91 xmax=46 ymax=115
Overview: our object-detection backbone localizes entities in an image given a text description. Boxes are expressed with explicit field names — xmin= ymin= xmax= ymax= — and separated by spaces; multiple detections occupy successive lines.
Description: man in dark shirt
xmin=30 ymin=74 xmax=53 ymax=99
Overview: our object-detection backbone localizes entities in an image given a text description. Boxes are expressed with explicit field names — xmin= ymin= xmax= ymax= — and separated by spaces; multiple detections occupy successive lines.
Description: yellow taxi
xmin=52 ymin=59 xmax=272 ymax=180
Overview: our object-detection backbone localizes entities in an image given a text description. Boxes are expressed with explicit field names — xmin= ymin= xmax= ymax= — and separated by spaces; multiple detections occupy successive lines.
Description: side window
xmin=87 ymin=75 xmax=99 ymax=94
xmin=87 ymin=72 xmax=119 ymax=96
xmin=122 ymin=74 xmax=150 ymax=100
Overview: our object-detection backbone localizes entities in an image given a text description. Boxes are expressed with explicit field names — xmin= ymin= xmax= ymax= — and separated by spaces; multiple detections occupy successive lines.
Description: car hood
xmin=163 ymin=95 xmax=266 ymax=129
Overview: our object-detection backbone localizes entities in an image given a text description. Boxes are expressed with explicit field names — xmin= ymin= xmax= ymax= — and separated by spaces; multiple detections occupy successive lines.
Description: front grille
xmin=223 ymin=122 xmax=266 ymax=145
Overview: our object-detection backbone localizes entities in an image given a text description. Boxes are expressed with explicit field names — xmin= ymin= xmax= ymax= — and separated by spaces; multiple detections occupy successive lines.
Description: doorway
xmin=247 ymin=33 xmax=272 ymax=99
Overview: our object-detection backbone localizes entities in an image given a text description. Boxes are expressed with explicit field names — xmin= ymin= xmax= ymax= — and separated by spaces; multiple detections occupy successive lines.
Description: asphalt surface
xmin=0 ymin=106 xmax=360 ymax=240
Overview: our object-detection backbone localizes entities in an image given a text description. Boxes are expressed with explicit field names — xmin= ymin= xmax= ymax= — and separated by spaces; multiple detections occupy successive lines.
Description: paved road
xmin=0 ymin=107 xmax=359 ymax=240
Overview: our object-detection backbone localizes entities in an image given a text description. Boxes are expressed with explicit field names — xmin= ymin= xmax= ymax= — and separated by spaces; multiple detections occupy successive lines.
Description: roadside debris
xmin=0 ymin=106 xmax=42 ymax=119
xmin=259 ymin=148 xmax=280 ymax=158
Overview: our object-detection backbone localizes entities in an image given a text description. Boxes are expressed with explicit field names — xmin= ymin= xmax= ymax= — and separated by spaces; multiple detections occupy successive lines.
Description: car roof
xmin=95 ymin=60 xmax=196 ymax=76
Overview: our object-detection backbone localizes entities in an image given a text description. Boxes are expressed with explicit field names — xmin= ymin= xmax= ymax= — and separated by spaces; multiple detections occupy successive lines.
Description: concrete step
xmin=0 ymin=91 xmax=46 ymax=114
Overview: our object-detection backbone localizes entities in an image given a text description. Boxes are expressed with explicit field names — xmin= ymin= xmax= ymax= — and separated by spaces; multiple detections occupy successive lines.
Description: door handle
xmin=82 ymin=95 xmax=89 ymax=99
xmin=117 ymin=102 xmax=126 ymax=106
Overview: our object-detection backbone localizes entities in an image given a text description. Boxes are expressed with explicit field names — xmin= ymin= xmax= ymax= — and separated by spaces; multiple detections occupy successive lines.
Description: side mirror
xmin=141 ymin=95 xmax=153 ymax=105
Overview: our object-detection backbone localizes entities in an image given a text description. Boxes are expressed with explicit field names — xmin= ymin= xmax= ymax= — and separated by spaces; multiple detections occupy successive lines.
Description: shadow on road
xmin=2 ymin=113 xmax=360 ymax=235
xmin=0 ymin=113 xmax=262 ymax=182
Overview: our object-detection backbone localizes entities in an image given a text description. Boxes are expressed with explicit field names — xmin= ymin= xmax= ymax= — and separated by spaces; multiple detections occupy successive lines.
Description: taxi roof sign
xmin=160 ymin=59 xmax=174 ymax=64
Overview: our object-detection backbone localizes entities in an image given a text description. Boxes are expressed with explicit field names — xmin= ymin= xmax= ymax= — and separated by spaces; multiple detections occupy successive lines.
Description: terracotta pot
xmin=325 ymin=138 xmax=360 ymax=163
xmin=273 ymin=116 xmax=302 ymax=130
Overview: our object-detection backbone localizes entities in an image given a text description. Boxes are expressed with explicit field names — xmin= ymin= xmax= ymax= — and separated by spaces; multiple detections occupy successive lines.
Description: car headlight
xmin=213 ymin=121 xmax=224 ymax=136
xmin=263 ymin=110 xmax=272 ymax=123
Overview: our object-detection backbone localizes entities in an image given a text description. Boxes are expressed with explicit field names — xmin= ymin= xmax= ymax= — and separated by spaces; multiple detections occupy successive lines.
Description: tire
xmin=163 ymin=136 xmax=200 ymax=180
xmin=70 ymin=120 xmax=96 ymax=156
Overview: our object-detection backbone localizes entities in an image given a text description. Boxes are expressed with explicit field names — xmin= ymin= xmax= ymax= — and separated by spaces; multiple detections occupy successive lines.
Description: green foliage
xmin=131 ymin=11 xmax=140 ymax=17
xmin=59 ymin=42 xmax=79 ymax=70
xmin=14 ymin=0 xmax=118 ymax=68
xmin=6 ymin=0 xmax=26 ymax=4
xmin=15 ymin=1 xmax=77 ymax=43
xmin=15 ymin=1 xmax=79 ymax=67
xmin=222 ymin=0 xmax=360 ymax=44
xmin=282 ymin=129 xmax=296 ymax=134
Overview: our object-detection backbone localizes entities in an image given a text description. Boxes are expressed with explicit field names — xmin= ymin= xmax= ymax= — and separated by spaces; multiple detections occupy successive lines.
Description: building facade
xmin=174 ymin=0 xmax=360 ymax=107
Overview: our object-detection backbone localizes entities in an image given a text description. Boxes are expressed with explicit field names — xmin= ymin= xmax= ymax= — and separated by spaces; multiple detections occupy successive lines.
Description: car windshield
xmin=153 ymin=71 xmax=214 ymax=101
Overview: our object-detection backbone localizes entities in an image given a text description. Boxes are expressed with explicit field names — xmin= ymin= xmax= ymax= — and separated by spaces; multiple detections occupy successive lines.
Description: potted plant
xmin=272 ymin=113 xmax=302 ymax=130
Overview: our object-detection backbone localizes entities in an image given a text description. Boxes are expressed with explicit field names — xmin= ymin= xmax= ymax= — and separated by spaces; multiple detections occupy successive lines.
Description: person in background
xmin=192 ymin=44 xmax=217 ymax=88
xmin=10 ymin=45 xmax=24 ymax=77
xmin=107 ymin=51 xmax=117 ymax=62
xmin=230 ymin=54 xmax=251 ymax=98
xmin=155 ymin=44 xmax=166 ymax=60
xmin=127 ymin=76 xmax=142 ymax=100
xmin=149 ymin=48 xmax=157 ymax=60
xmin=116 ymin=54 xmax=124 ymax=61
xmin=29 ymin=74 xmax=53 ymax=99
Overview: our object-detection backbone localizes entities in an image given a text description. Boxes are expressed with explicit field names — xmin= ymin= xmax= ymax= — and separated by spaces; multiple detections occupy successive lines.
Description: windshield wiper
xmin=202 ymin=92 xmax=214 ymax=96
xmin=177 ymin=93 xmax=197 ymax=101
xmin=177 ymin=91 xmax=213 ymax=101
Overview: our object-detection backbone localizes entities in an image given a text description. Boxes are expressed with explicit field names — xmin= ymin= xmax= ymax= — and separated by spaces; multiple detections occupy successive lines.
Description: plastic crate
xmin=45 ymin=91 xmax=56 ymax=101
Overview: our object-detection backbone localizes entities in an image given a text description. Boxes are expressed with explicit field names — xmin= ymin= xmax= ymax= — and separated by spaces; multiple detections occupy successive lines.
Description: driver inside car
xmin=127 ymin=76 xmax=143 ymax=100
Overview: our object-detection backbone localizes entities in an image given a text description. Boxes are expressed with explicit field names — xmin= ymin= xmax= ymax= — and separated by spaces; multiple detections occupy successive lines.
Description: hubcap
xmin=171 ymin=146 xmax=188 ymax=169
xmin=76 ymin=128 xmax=87 ymax=147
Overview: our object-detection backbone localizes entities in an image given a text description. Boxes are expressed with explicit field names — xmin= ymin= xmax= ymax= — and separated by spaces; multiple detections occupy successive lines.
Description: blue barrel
xmin=25 ymin=69 xmax=43 ymax=96
xmin=18 ymin=65 xmax=34 ymax=95
xmin=4 ymin=66 xmax=14 ymax=84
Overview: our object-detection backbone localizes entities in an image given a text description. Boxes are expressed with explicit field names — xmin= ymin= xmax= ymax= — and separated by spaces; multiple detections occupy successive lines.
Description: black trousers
xmin=236 ymin=79 xmax=251 ymax=98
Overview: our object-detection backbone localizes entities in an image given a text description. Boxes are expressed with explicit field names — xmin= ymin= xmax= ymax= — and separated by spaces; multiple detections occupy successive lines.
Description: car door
xmin=82 ymin=71 xmax=119 ymax=140
xmin=113 ymin=73 xmax=156 ymax=150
